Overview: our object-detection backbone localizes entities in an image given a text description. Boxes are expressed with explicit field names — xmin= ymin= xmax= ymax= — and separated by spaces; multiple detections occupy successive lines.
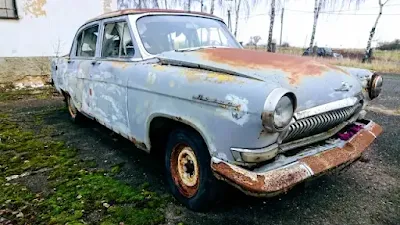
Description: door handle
xmin=91 ymin=60 xmax=100 ymax=65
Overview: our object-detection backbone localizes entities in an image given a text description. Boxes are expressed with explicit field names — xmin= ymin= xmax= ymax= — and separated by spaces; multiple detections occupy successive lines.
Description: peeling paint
xmin=216 ymin=94 xmax=249 ymax=126
xmin=23 ymin=0 xmax=47 ymax=18
xmin=146 ymin=72 xmax=157 ymax=85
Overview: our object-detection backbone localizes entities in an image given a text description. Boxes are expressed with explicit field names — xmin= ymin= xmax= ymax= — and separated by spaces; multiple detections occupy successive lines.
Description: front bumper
xmin=211 ymin=120 xmax=382 ymax=197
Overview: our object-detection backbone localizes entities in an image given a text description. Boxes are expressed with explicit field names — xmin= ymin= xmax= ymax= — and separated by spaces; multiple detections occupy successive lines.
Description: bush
xmin=377 ymin=39 xmax=400 ymax=50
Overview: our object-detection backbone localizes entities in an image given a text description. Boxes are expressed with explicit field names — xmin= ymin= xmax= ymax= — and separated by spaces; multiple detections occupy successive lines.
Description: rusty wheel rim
xmin=170 ymin=144 xmax=200 ymax=198
xmin=67 ymin=97 xmax=77 ymax=119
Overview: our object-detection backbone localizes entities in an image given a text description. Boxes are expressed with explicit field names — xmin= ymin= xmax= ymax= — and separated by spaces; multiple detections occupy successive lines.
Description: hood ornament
xmin=335 ymin=82 xmax=352 ymax=92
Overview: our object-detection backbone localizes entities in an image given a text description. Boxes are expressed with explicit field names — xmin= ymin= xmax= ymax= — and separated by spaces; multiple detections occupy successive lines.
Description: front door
xmin=89 ymin=17 xmax=139 ymax=136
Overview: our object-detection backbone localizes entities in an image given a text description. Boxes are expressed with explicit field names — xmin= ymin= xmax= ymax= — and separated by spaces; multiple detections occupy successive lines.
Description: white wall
xmin=0 ymin=0 xmax=118 ymax=57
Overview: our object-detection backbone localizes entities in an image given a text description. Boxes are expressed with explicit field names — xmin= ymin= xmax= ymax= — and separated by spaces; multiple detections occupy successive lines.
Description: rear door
xmin=69 ymin=22 xmax=100 ymax=115
xmin=89 ymin=16 xmax=141 ymax=136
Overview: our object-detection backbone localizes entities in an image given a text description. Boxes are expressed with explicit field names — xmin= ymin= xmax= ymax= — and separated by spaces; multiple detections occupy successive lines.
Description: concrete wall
xmin=0 ymin=0 xmax=117 ymax=57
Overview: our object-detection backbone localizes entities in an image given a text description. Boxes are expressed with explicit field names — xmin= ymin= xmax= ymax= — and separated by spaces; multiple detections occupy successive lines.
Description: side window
xmin=102 ymin=22 xmax=135 ymax=58
xmin=76 ymin=25 xmax=99 ymax=57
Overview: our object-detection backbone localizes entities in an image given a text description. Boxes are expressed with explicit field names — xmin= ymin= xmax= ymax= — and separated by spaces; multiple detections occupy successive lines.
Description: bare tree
xmin=210 ymin=0 xmax=224 ymax=14
xmin=117 ymin=0 xmax=162 ymax=9
xmin=308 ymin=0 xmax=364 ymax=53
xmin=233 ymin=0 xmax=260 ymax=38
xmin=249 ymin=35 xmax=262 ymax=49
xmin=362 ymin=0 xmax=390 ymax=63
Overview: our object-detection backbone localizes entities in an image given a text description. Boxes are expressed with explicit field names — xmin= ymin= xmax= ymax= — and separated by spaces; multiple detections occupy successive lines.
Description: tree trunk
xmin=363 ymin=0 xmax=384 ymax=63
xmin=153 ymin=0 xmax=159 ymax=8
xmin=210 ymin=0 xmax=215 ymax=14
xmin=267 ymin=0 xmax=276 ymax=52
xmin=188 ymin=0 xmax=192 ymax=11
xmin=164 ymin=0 xmax=168 ymax=9
xmin=234 ymin=0 xmax=242 ymax=37
xmin=309 ymin=0 xmax=323 ymax=52
xmin=138 ymin=0 xmax=142 ymax=9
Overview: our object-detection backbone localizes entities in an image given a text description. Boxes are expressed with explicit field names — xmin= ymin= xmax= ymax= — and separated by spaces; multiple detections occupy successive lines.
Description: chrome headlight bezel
xmin=262 ymin=88 xmax=297 ymax=133
xmin=368 ymin=73 xmax=383 ymax=100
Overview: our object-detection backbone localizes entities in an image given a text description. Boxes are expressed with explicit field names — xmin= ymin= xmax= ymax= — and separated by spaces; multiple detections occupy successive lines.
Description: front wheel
xmin=164 ymin=128 xmax=219 ymax=211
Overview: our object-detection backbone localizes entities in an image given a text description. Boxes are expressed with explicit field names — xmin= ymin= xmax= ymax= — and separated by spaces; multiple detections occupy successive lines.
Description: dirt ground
xmin=1 ymin=75 xmax=399 ymax=225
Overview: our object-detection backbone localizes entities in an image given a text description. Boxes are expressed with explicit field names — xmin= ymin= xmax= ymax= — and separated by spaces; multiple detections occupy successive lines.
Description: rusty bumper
xmin=211 ymin=121 xmax=382 ymax=197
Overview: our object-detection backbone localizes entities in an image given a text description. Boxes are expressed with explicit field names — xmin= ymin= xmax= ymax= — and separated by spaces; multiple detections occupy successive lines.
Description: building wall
xmin=0 ymin=0 xmax=118 ymax=57
xmin=0 ymin=0 xmax=117 ymax=87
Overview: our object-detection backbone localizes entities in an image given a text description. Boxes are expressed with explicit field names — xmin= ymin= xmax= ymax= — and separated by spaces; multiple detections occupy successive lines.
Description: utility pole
xmin=280 ymin=7 xmax=284 ymax=46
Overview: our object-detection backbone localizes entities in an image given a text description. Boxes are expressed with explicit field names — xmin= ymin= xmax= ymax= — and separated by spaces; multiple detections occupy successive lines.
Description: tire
xmin=66 ymin=94 xmax=86 ymax=124
xmin=164 ymin=128 xmax=219 ymax=211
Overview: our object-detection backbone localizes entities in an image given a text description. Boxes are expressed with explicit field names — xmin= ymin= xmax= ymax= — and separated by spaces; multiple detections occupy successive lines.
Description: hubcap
xmin=170 ymin=144 xmax=199 ymax=198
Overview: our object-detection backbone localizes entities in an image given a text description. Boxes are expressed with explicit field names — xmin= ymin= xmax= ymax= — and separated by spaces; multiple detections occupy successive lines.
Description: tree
xmin=210 ymin=0 xmax=224 ymax=14
xmin=363 ymin=0 xmax=391 ymax=63
xmin=267 ymin=0 xmax=276 ymax=52
xmin=248 ymin=36 xmax=262 ymax=49
xmin=117 ymin=0 xmax=162 ymax=9
xmin=308 ymin=0 xmax=364 ymax=53
xmin=233 ymin=0 xmax=260 ymax=38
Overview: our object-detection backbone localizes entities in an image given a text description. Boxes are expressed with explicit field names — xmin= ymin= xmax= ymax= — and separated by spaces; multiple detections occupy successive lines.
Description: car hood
xmin=157 ymin=48 xmax=363 ymax=111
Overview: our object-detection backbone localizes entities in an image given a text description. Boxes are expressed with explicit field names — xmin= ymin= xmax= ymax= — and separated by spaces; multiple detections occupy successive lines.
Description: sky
xmin=189 ymin=0 xmax=400 ymax=49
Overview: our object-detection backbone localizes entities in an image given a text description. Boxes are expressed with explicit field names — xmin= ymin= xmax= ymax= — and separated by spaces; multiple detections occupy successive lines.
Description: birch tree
xmin=233 ymin=0 xmax=260 ymax=38
xmin=267 ymin=0 xmax=276 ymax=52
xmin=210 ymin=0 xmax=224 ymax=14
xmin=362 ymin=0 xmax=390 ymax=63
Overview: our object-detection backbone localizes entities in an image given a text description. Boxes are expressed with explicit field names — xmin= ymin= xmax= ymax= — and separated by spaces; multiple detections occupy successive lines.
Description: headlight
xmin=368 ymin=73 xmax=383 ymax=99
xmin=274 ymin=96 xmax=294 ymax=128
xmin=262 ymin=88 xmax=296 ymax=132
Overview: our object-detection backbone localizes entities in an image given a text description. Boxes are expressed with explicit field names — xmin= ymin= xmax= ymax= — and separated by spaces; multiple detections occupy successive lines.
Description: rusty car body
xmin=51 ymin=9 xmax=383 ymax=211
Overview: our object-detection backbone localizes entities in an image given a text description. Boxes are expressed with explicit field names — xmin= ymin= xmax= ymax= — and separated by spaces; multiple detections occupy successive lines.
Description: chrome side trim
xmin=294 ymin=97 xmax=358 ymax=120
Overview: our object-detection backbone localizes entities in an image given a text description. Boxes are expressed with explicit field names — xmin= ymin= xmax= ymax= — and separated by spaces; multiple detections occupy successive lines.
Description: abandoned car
xmin=51 ymin=9 xmax=383 ymax=211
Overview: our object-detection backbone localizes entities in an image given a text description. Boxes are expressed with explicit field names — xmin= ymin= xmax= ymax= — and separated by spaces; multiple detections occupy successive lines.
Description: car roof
xmin=86 ymin=8 xmax=222 ymax=24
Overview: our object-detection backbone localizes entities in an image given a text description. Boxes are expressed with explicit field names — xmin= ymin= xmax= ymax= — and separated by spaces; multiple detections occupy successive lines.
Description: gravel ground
xmin=0 ymin=75 xmax=399 ymax=225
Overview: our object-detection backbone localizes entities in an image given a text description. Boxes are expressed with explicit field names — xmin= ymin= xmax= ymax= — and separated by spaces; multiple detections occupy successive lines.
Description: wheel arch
xmin=146 ymin=113 xmax=216 ymax=156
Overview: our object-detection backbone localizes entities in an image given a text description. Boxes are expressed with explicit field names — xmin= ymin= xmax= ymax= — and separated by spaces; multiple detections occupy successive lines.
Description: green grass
xmin=0 ymin=113 xmax=167 ymax=224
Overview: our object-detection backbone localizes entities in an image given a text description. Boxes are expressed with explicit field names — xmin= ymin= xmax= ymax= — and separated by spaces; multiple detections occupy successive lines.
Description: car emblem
xmin=335 ymin=82 xmax=352 ymax=92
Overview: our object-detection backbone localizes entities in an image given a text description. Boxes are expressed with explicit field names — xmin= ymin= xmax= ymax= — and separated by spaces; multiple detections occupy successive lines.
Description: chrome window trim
xmin=294 ymin=97 xmax=359 ymax=120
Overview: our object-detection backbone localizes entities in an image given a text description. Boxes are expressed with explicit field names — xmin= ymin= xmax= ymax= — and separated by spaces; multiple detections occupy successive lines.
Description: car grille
xmin=282 ymin=103 xmax=362 ymax=143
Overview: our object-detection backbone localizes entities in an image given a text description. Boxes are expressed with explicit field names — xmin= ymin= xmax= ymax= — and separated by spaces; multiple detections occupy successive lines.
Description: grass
xmin=0 ymin=112 xmax=167 ymax=224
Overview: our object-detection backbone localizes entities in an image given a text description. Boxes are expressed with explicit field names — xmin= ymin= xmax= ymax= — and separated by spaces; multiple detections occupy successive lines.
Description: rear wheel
xmin=165 ymin=128 xmax=219 ymax=211
xmin=66 ymin=94 xmax=86 ymax=123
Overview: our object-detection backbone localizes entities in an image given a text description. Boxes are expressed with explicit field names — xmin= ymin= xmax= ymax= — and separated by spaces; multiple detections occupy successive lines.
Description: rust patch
xmin=111 ymin=61 xmax=129 ymax=69
xmin=87 ymin=9 xmax=220 ymax=24
xmin=199 ymin=48 xmax=347 ymax=85
xmin=300 ymin=123 xmax=382 ymax=174
xmin=181 ymin=68 xmax=243 ymax=84
xmin=23 ymin=0 xmax=47 ymax=18
xmin=212 ymin=160 xmax=310 ymax=194
xmin=153 ymin=64 xmax=167 ymax=72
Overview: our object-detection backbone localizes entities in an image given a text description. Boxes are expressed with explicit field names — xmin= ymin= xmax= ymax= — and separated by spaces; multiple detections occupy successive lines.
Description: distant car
xmin=52 ymin=9 xmax=383 ymax=211
xmin=303 ymin=47 xmax=343 ymax=58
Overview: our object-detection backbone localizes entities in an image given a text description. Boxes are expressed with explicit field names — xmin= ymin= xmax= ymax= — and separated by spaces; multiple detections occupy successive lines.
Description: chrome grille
xmin=282 ymin=103 xmax=362 ymax=143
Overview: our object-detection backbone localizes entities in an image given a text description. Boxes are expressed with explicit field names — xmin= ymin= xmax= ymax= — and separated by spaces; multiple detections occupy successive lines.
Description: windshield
xmin=136 ymin=15 xmax=241 ymax=55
